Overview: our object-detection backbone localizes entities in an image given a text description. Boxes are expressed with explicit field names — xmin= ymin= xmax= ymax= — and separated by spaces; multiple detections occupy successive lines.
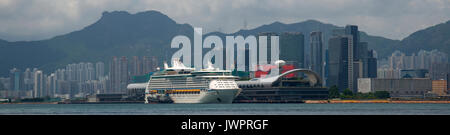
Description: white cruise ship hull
xmin=169 ymin=89 xmax=241 ymax=104
xmin=144 ymin=59 xmax=242 ymax=104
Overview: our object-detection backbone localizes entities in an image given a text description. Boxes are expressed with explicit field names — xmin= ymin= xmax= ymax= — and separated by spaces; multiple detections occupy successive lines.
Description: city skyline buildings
xmin=378 ymin=49 xmax=449 ymax=80
xmin=0 ymin=21 xmax=448 ymax=99
xmin=109 ymin=56 xmax=159 ymax=94
xmin=0 ymin=45 xmax=446 ymax=99
xmin=327 ymin=25 xmax=379 ymax=92
xmin=0 ymin=55 xmax=160 ymax=99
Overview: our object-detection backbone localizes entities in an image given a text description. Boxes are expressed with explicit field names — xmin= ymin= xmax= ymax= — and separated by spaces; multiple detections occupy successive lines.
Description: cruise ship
xmin=144 ymin=59 xmax=241 ymax=104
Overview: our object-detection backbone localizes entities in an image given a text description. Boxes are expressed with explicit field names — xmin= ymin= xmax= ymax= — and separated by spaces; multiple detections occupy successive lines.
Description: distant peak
xmin=101 ymin=10 xmax=167 ymax=18
xmin=271 ymin=21 xmax=285 ymax=25
xmin=99 ymin=10 xmax=171 ymax=21
xmin=0 ymin=38 xmax=9 ymax=43
xmin=303 ymin=19 xmax=322 ymax=24
xmin=101 ymin=11 xmax=131 ymax=17
xmin=135 ymin=10 xmax=165 ymax=16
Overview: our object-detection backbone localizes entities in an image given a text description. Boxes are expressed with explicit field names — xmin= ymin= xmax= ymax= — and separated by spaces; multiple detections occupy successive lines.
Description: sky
xmin=0 ymin=0 xmax=449 ymax=41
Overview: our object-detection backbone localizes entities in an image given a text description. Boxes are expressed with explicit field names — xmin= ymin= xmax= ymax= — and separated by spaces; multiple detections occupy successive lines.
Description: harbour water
xmin=1 ymin=103 xmax=450 ymax=115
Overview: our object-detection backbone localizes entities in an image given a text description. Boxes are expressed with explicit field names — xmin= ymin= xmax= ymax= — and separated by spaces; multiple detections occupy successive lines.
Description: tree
xmin=342 ymin=88 xmax=353 ymax=96
xmin=340 ymin=88 xmax=354 ymax=99
xmin=354 ymin=92 xmax=376 ymax=99
xmin=328 ymin=85 xmax=340 ymax=99
xmin=374 ymin=91 xmax=390 ymax=99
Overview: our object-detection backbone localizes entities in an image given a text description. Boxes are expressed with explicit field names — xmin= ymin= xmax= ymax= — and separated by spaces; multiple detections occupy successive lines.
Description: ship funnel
xmin=206 ymin=61 xmax=215 ymax=70
xmin=166 ymin=58 xmax=194 ymax=70
xmin=172 ymin=58 xmax=187 ymax=68
xmin=164 ymin=62 xmax=169 ymax=69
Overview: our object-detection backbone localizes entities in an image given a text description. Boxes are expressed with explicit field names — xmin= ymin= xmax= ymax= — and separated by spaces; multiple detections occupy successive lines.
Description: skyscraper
xmin=119 ymin=56 xmax=129 ymax=92
xmin=367 ymin=50 xmax=378 ymax=78
xmin=109 ymin=56 xmax=120 ymax=93
xmin=430 ymin=62 xmax=449 ymax=80
xmin=358 ymin=42 xmax=369 ymax=60
xmin=310 ymin=31 xmax=323 ymax=80
xmin=131 ymin=56 xmax=143 ymax=76
xmin=9 ymin=68 xmax=23 ymax=91
xmin=87 ymin=62 xmax=95 ymax=81
xmin=46 ymin=73 xmax=56 ymax=97
xmin=95 ymin=62 xmax=105 ymax=80
xmin=77 ymin=62 xmax=86 ymax=83
xmin=447 ymin=73 xmax=450 ymax=94
xmin=328 ymin=35 xmax=353 ymax=92
xmin=23 ymin=68 xmax=34 ymax=91
xmin=357 ymin=42 xmax=367 ymax=78
xmin=142 ymin=56 xmax=150 ymax=74
xmin=151 ymin=56 xmax=159 ymax=72
xmin=345 ymin=25 xmax=360 ymax=60
xmin=142 ymin=56 xmax=159 ymax=74
xmin=280 ymin=32 xmax=305 ymax=68
xmin=33 ymin=70 xmax=44 ymax=98
xmin=329 ymin=25 xmax=377 ymax=92
xmin=108 ymin=56 xmax=130 ymax=93
xmin=324 ymin=49 xmax=329 ymax=86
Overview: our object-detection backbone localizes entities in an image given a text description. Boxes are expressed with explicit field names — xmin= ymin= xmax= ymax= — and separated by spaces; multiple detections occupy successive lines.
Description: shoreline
xmin=0 ymin=102 xmax=59 ymax=104
xmin=304 ymin=100 xmax=450 ymax=104
xmin=3 ymin=100 xmax=450 ymax=104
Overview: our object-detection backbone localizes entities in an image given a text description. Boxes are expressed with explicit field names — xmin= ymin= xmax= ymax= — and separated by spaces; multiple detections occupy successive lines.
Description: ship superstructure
xmin=144 ymin=59 xmax=241 ymax=103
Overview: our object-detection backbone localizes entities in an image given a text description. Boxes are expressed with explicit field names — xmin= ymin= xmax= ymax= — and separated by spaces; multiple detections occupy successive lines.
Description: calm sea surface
xmin=1 ymin=103 xmax=450 ymax=115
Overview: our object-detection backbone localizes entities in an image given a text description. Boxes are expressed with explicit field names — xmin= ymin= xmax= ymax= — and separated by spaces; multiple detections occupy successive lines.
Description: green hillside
xmin=1 ymin=10 xmax=448 ymax=76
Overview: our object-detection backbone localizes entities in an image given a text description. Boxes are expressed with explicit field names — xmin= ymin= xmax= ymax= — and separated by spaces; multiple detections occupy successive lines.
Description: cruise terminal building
xmin=234 ymin=69 xmax=328 ymax=103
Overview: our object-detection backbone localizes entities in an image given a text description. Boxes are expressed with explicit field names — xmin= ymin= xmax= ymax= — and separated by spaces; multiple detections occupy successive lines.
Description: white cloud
xmin=0 ymin=0 xmax=449 ymax=41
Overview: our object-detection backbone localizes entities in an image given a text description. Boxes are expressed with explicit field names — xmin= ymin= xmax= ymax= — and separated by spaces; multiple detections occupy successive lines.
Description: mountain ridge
xmin=397 ymin=20 xmax=450 ymax=55
xmin=0 ymin=10 xmax=448 ymax=76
